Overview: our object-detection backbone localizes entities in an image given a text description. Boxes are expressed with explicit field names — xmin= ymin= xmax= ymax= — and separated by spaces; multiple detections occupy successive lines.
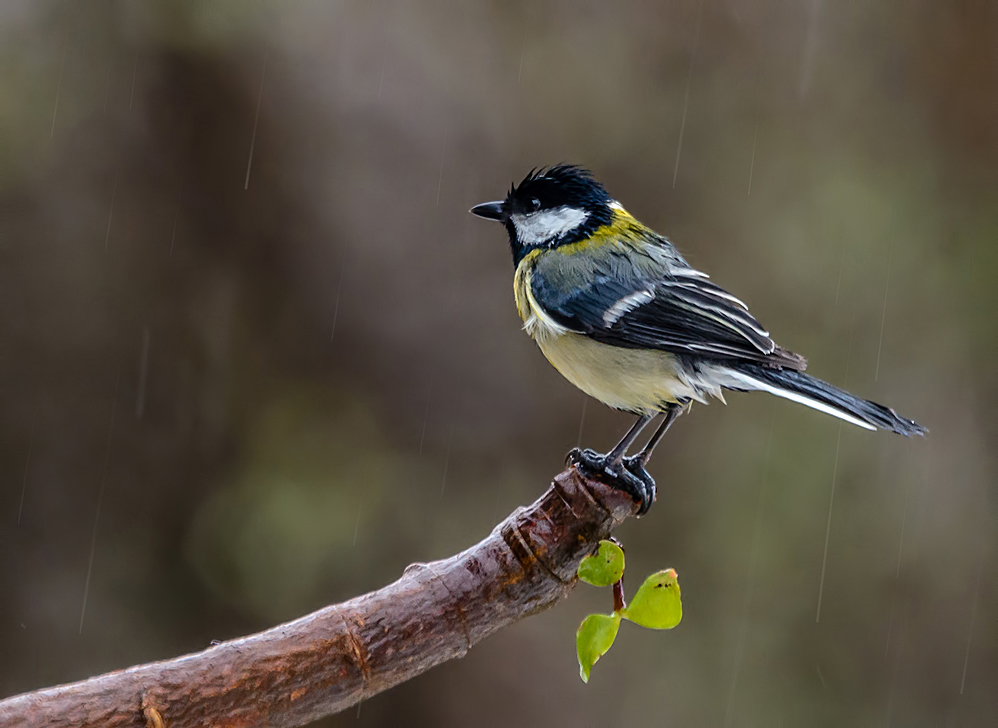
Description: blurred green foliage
xmin=185 ymin=390 xmax=397 ymax=620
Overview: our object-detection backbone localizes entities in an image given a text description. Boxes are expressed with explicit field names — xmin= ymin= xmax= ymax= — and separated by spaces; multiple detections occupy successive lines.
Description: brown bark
xmin=0 ymin=467 xmax=638 ymax=728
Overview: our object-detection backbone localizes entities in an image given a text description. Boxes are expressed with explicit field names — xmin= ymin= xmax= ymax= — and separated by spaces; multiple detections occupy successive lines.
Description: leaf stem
xmin=613 ymin=580 xmax=626 ymax=613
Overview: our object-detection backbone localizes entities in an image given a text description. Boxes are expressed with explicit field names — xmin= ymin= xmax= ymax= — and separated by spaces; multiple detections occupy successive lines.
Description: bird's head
xmin=470 ymin=165 xmax=614 ymax=264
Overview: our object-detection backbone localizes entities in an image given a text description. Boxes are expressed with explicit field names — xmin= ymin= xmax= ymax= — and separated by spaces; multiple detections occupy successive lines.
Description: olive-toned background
xmin=1 ymin=2 xmax=995 ymax=726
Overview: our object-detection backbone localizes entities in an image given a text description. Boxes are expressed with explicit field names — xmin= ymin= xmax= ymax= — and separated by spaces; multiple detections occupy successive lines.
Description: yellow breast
xmin=536 ymin=332 xmax=691 ymax=414
xmin=513 ymin=246 xmax=692 ymax=414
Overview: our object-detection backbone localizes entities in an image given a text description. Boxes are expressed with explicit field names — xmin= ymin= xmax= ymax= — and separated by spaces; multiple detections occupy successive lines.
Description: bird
xmin=470 ymin=164 xmax=925 ymax=515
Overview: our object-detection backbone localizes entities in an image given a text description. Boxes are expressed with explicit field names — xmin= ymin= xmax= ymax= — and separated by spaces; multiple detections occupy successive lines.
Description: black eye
xmin=527 ymin=197 xmax=541 ymax=212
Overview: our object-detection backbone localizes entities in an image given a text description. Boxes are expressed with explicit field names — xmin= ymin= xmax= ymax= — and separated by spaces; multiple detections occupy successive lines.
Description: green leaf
xmin=620 ymin=568 xmax=682 ymax=630
xmin=577 ymin=540 xmax=625 ymax=587
xmin=576 ymin=612 xmax=621 ymax=683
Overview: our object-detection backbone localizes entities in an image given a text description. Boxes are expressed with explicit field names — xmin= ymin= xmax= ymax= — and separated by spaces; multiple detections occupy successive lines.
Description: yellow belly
xmin=536 ymin=332 xmax=694 ymax=415
xmin=513 ymin=244 xmax=700 ymax=414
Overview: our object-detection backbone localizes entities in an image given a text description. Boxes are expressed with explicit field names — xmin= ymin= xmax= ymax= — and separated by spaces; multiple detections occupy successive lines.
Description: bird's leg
xmin=605 ymin=413 xmax=653 ymax=464
xmin=621 ymin=403 xmax=683 ymax=514
xmin=567 ymin=414 xmax=654 ymax=513
xmin=632 ymin=403 xmax=683 ymax=465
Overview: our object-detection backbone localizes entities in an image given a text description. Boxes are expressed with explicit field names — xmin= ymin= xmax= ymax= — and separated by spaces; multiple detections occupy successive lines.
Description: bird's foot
xmin=566 ymin=448 xmax=655 ymax=516
xmin=621 ymin=456 xmax=656 ymax=516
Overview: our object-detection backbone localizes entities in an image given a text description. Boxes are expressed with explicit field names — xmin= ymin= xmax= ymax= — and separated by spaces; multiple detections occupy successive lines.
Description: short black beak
xmin=469 ymin=200 xmax=505 ymax=221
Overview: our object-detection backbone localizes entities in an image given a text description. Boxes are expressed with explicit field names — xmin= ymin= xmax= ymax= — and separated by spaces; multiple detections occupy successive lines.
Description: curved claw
xmin=566 ymin=447 xmax=601 ymax=467
xmin=566 ymin=448 xmax=654 ymax=515
xmin=622 ymin=456 xmax=657 ymax=516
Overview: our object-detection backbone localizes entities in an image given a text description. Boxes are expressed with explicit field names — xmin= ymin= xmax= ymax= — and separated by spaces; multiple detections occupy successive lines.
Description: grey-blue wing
xmin=529 ymin=243 xmax=806 ymax=370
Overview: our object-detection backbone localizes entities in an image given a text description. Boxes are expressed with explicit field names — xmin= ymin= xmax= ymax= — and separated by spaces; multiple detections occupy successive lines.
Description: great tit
xmin=471 ymin=164 xmax=925 ymax=515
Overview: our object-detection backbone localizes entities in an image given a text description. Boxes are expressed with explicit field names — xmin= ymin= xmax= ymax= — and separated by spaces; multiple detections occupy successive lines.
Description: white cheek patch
xmin=510 ymin=206 xmax=589 ymax=245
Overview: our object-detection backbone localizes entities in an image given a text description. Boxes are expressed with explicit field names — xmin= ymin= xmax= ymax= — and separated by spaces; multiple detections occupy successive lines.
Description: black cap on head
xmin=469 ymin=165 xmax=612 ymax=222
xmin=470 ymin=164 xmax=615 ymax=264
xmin=505 ymin=164 xmax=611 ymax=216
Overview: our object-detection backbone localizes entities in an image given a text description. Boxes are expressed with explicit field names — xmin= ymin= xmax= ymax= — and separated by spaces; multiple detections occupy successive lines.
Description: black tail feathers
xmin=729 ymin=364 xmax=927 ymax=436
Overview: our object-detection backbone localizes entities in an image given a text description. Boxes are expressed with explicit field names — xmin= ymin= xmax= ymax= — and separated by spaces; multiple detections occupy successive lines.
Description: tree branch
xmin=0 ymin=467 xmax=638 ymax=727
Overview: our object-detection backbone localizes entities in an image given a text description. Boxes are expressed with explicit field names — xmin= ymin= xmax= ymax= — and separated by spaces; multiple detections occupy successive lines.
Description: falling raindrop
xmin=875 ymin=240 xmax=893 ymax=381
xmin=104 ymin=143 xmax=122 ymax=252
xmin=377 ymin=58 xmax=388 ymax=100
xmin=330 ymin=263 xmax=347 ymax=342
xmin=102 ymin=58 xmax=113 ymax=113
xmin=816 ymin=330 xmax=853 ymax=623
xmin=798 ymin=0 xmax=821 ymax=99
xmin=17 ymin=415 xmax=36 ymax=526
xmin=49 ymin=0 xmax=80 ymax=138
xmin=672 ymin=0 xmax=703 ymax=189
xmin=575 ymin=397 xmax=587 ymax=448
xmin=746 ymin=113 xmax=759 ymax=197
xmin=135 ymin=328 xmax=150 ymax=419
xmin=244 ymin=50 xmax=269 ymax=191
xmin=128 ymin=52 xmax=138 ymax=109
xmin=815 ymin=427 xmax=840 ymax=626
xmin=50 ymin=32 xmax=69 ymax=137
xmin=79 ymin=370 xmax=121 ymax=634
xmin=377 ymin=1 xmax=397 ymax=100
xmin=724 ymin=416 xmax=775 ymax=727
xmin=960 ymin=543 xmax=986 ymax=695
xmin=435 ymin=148 xmax=445 ymax=206
xmin=884 ymin=600 xmax=896 ymax=658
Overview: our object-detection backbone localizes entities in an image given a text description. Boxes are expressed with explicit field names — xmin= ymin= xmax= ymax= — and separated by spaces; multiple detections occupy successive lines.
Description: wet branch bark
xmin=0 ymin=467 xmax=639 ymax=728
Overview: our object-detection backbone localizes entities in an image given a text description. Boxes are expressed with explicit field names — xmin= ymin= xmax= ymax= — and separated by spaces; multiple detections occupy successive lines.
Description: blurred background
xmin=1 ymin=1 xmax=995 ymax=725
